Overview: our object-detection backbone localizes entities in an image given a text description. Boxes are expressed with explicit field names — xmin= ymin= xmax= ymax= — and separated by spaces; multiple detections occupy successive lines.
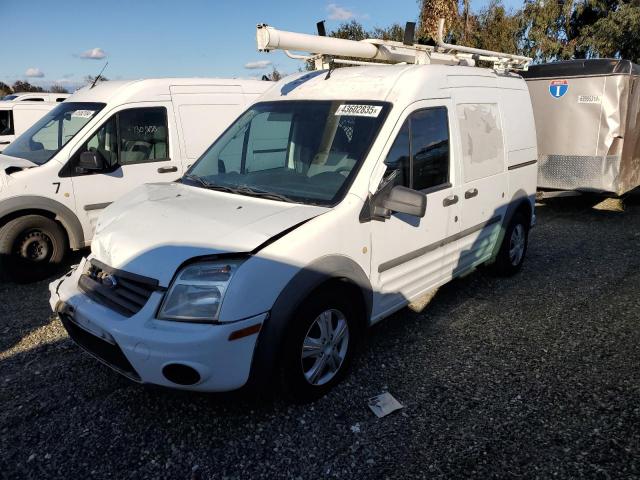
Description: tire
xmin=493 ymin=211 xmax=529 ymax=276
xmin=0 ymin=215 xmax=68 ymax=282
xmin=279 ymin=286 xmax=361 ymax=403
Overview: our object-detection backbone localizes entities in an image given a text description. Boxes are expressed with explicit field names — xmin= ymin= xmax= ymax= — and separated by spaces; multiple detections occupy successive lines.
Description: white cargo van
xmin=50 ymin=22 xmax=538 ymax=401
xmin=0 ymin=102 xmax=59 ymax=153
xmin=0 ymin=78 xmax=273 ymax=280
xmin=1 ymin=92 xmax=70 ymax=102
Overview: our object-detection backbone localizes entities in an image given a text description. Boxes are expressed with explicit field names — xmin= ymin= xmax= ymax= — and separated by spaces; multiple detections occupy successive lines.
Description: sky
xmin=1 ymin=0 xmax=524 ymax=91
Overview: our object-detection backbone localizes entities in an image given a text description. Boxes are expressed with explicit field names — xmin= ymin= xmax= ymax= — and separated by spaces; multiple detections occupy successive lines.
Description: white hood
xmin=0 ymin=153 xmax=37 ymax=171
xmin=93 ymin=183 xmax=328 ymax=285
xmin=0 ymin=154 xmax=37 ymax=188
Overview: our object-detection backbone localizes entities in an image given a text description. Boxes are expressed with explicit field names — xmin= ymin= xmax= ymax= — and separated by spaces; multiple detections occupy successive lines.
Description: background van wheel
xmin=280 ymin=287 xmax=360 ymax=403
xmin=0 ymin=215 xmax=68 ymax=282
xmin=493 ymin=212 xmax=529 ymax=276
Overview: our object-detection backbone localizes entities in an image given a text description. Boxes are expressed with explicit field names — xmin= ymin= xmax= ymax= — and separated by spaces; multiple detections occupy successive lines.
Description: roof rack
xmin=256 ymin=19 xmax=532 ymax=73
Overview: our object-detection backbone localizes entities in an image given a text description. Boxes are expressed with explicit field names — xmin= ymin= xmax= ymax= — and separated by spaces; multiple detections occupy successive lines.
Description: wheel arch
xmin=489 ymin=190 xmax=534 ymax=263
xmin=244 ymin=255 xmax=373 ymax=392
xmin=0 ymin=196 xmax=84 ymax=250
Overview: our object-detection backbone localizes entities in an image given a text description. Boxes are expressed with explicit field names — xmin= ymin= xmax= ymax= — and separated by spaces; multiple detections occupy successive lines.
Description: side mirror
xmin=379 ymin=185 xmax=426 ymax=218
xmin=76 ymin=151 xmax=105 ymax=172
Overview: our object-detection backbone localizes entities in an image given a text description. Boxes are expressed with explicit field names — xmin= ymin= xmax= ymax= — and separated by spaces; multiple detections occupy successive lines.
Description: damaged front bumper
xmin=49 ymin=258 xmax=266 ymax=392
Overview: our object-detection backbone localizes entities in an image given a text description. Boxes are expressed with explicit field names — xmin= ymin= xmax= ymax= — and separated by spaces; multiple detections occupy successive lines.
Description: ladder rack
xmin=256 ymin=19 xmax=532 ymax=73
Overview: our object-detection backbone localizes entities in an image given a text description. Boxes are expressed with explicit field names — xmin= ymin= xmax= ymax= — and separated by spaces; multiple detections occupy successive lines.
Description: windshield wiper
xmin=182 ymin=175 xmax=295 ymax=203
xmin=231 ymin=184 xmax=296 ymax=203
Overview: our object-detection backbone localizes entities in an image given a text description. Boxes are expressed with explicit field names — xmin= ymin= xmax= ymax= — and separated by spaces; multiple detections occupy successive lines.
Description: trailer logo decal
xmin=549 ymin=80 xmax=569 ymax=99
xmin=335 ymin=104 xmax=382 ymax=117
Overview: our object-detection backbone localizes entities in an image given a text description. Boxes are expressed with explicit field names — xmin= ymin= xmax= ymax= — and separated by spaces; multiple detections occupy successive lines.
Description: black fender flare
xmin=0 ymin=196 xmax=85 ymax=249
xmin=244 ymin=255 xmax=373 ymax=391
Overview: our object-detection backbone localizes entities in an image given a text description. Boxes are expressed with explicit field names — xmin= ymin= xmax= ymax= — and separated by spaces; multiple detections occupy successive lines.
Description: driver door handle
xmin=442 ymin=195 xmax=459 ymax=207
xmin=157 ymin=166 xmax=178 ymax=173
xmin=465 ymin=188 xmax=479 ymax=199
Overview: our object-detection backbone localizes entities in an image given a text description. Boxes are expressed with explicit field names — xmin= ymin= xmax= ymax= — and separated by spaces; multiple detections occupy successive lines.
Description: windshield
xmin=185 ymin=101 xmax=389 ymax=206
xmin=2 ymin=102 xmax=106 ymax=165
xmin=1 ymin=95 xmax=18 ymax=101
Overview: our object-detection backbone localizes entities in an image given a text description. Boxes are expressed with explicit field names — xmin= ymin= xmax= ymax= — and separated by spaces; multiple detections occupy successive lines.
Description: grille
xmin=79 ymin=259 xmax=160 ymax=317
xmin=59 ymin=312 xmax=140 ymax=381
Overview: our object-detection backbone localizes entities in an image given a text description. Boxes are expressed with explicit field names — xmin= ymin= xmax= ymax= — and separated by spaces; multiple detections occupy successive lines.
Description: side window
xmin=118 ymin=108 xmax=169 ymax=165
xmin=457 ymin=103 xmax=504 ymax=183
xmin=85 ymin=117 xmax=118 ymax=168
xmin=411 ymin=108 xmax=449 ymax=190
xmin=74 ymin=107 xmax=169 ymax=174
xmin=0 ymin=110 xmax=13 ymax=135
xmin=383 ymin=107 xmax=449 ymax=190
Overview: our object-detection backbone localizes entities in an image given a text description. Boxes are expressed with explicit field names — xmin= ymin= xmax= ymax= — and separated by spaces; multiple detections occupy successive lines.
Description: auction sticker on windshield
xmin=71 ymin=110 xmax=96 ymax=119
xmin=335 ymin=104 xmax=382 ymax=117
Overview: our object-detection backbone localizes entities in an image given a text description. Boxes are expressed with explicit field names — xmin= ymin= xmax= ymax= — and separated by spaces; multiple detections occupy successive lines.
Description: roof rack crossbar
xmin=256 ymin=19 xmax=532 ymax=72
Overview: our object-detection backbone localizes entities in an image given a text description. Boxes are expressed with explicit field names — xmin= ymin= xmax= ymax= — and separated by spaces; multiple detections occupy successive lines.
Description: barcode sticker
xmin=335 ymin=104 xmax=382 ymax=117
xmin=71 ymin=110 xmax=96 ymax=118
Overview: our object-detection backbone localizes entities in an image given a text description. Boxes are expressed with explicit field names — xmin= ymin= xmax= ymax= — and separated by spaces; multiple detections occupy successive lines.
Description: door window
xmin=383 ymin=107 xmax=449 ymax=190
xmin=71 ymin=107 xmax=169 ymax=174
xmin=0 ymin=110 xmax=13 ymax=135
xmin=457 ymin=103 xmax=504 ymax=182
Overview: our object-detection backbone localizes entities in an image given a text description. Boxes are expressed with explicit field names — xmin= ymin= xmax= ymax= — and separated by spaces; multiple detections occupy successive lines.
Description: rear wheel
xmin=280 ymin=287 xmax=360 ymax=403
xmin=0 ymin=215 xmax=68 ymax=282
xmin=493 ymin=211 xmax=529 ymax=276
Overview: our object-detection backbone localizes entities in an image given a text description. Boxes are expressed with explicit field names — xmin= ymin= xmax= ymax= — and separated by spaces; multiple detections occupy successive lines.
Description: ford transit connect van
xmin=51 ymin=26 xmax=537 ymax=401
xmin=0 ymin=78 xmax=272 ymax=279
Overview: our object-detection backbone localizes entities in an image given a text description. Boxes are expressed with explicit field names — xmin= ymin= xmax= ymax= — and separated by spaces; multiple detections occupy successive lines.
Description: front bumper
xmin=49 ymin=259 xmax=266 ymax=392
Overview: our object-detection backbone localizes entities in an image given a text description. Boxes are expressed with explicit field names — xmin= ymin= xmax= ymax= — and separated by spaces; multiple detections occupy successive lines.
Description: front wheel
xmin=0 ymin=215 xmax=68 ymax=282
xmin=492 ymin=212 xmax=529 ymax=276
xmin=280 ymin=287 xmax=360 ymax=403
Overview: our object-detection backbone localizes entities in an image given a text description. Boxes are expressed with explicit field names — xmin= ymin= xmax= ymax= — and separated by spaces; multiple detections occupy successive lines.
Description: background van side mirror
xmin=76 ymin=151 xmax=105 ymax=173
xmin=380 ymin=185 xmax=427 ymax=217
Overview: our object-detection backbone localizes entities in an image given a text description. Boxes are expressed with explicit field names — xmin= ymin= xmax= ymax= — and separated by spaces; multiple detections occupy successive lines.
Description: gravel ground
xmin=1 ymin=196 xmax=639 ymax=479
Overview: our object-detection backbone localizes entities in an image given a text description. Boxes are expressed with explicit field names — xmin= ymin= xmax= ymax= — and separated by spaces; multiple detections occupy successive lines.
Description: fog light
xmin=162 ymin=364 xmax=201 ymax=386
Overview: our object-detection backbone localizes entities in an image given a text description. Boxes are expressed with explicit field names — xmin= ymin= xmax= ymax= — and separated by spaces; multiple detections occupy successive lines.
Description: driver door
xmin=370 ymin=101 xmax=462 ymax=319
xmin=67 ymin=103 xmax=181 ymax=234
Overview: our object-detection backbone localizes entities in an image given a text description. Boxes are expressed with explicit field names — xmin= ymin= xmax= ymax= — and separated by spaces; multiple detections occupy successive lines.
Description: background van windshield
xmin=187 ymin=101 xmax=388 ymax=206
xmin=2 ymin=102 xmax=106 ymax=165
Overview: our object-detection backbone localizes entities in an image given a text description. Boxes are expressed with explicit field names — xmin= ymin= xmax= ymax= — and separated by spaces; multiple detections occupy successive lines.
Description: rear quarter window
xmin=457 ymin=103 xmax=505 ymax=182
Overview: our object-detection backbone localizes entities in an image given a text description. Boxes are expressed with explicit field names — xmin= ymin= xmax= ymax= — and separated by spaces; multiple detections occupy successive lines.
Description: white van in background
xmin=1 ymin=92 xmax=70 ymax=102
xmin=0 ymin=102 xmax=59 ymax=153
xmin=50 ymin=25 xmax=537 ymax=402
xmin=0 ymin=78 xmax=273 ymax=279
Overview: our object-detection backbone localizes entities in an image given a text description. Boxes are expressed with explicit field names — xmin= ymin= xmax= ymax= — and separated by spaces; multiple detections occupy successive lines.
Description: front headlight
xmin=158 ymin=260 xmax=243 ymax=323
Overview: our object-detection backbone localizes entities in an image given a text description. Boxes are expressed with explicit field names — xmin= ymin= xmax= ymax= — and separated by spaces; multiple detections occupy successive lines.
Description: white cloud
xmin=79 ymin=48 xmax=107 ymax=60
xmin=25 ymin=67 xmax=44 ymax=78
xmin=327 ymin=3 xmax=354 ymax=20
xmin=244 ymin=60 xmax=272 ymax=70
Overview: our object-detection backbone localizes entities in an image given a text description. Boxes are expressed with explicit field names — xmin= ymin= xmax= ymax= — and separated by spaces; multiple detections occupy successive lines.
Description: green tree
xmin=0 ymin=82 xmax=12 ymax=96
xmin=468 ymin=0 xmax=521 ymax=54
xmin=519 ymin=0 xmax=578 ymax=62
xmin=577 ymin=1 xmax=640 ymax=62
xmin=12 ymin=80 xmax=44 ymax=93
xmin=49 ymin=83 xmax=69 ymax=94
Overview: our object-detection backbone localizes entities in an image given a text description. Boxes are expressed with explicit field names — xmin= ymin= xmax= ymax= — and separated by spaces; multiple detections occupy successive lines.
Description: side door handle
xmin=442 ymin=194 xmax=459 ymax=207
xmin=465 ymin=188 xmax=478 ymax=199
xmin=157 ymin=166 xmax=178 ymax=173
